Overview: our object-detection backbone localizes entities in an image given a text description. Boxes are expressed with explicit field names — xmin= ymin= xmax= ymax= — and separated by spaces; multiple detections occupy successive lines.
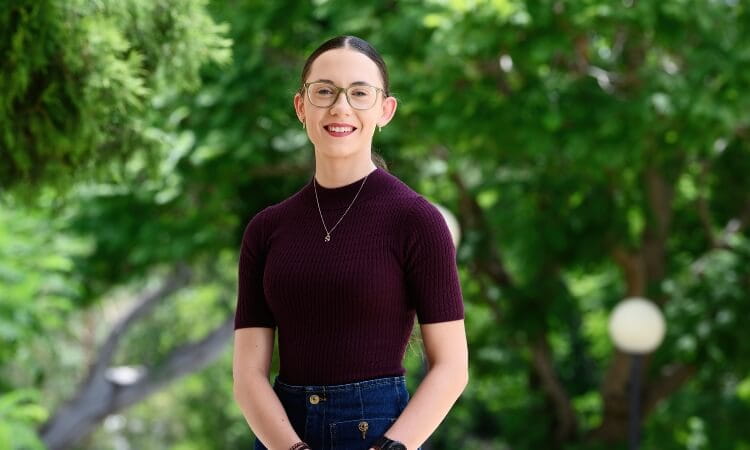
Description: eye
xmin=316 ymin=87 xmax=335 ymax=96
xmin=350 ymin=89 xmax=371 ymax=97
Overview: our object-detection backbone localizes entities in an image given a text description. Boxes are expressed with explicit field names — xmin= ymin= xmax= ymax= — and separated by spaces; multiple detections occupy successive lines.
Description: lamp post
xmin=433 ymin=203 xmax=461 ymax=249
xmin=608 ymin=297 xmax=666 ymax=450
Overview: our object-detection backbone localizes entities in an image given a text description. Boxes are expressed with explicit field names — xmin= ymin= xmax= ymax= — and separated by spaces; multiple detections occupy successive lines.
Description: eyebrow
xmin=311 ymin=79 xmax=377 ymax=87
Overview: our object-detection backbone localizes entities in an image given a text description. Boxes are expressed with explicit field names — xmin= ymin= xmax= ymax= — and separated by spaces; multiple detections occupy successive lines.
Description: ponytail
xmin=371 ymin=151 xmax=389 ymax=172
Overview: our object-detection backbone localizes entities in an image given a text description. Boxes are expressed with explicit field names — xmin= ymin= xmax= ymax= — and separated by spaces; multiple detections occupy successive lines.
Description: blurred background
xmin=2 ymin=0 xmax=750 ymax=449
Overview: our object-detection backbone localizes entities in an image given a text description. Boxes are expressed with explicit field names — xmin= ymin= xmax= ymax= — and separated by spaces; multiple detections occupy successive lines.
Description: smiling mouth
xmin=324 ymin=125 xmax=357 ymax=137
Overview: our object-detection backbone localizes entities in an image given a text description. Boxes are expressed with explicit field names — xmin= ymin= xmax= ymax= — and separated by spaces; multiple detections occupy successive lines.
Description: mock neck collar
xmin=306 ymin=167 xmax=385 ymax=210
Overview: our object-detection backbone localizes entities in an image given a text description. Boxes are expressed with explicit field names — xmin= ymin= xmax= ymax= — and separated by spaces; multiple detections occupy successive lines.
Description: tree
xmin=2 ymin=0 xmax=749 ymax=448
xmin=0 ymin=0 xmax=230 ymax=193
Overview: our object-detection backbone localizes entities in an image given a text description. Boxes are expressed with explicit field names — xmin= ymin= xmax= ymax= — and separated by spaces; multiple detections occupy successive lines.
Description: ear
xmin=378 ymin=95 xmax=398 ymax=128
xmin=293 ymin=92 xmax=305 ymax=123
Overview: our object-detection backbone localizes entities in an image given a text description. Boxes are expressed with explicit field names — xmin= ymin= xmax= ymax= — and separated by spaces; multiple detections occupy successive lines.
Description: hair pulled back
xmin=299 ymin=35 xmax=391 ymax=171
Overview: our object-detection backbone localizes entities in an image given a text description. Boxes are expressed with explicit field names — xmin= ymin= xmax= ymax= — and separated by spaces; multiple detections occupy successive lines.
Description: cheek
xmin=358 ymin=112 xmax=378 ymax=127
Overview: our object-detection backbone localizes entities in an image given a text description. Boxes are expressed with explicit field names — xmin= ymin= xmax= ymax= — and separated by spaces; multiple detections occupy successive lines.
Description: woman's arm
xmin=233 ymin=327 xmax=303 ymax=450
xmin=373 ymin=319 xmax=469 ymax=450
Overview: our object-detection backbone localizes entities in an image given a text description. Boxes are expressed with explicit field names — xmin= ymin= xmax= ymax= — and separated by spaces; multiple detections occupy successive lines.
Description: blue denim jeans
xmin=254 ymin=375 xmax=413 ymax=450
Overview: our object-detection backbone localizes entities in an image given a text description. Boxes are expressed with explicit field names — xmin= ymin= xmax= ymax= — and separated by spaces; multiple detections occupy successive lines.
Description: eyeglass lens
xmin=307 ymin=82 xmax=378 ymax=110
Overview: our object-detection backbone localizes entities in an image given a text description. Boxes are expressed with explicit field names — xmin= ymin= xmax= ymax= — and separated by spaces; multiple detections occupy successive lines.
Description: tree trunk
xmin=39 ymin=265 xmax=236 ymax=450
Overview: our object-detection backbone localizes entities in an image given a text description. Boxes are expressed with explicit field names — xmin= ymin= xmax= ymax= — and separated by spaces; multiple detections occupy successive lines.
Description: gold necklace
xmin=313 ymin=173 xmax=369 ymax=242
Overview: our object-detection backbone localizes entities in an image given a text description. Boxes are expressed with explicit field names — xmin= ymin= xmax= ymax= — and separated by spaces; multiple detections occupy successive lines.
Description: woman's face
xmin=294 ymin=48 xmax=397 ymax=160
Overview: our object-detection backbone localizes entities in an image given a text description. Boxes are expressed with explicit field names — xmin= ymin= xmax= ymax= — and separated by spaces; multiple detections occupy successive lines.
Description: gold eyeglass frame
xmin=302 ymin=81 xmax=386 ymax=110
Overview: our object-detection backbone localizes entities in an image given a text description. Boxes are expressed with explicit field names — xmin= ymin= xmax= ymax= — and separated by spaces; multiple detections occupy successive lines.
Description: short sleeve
xmin=234 ymin=210 xmax=276 ymax=329
xmin=403 ymin=196 xmax=465 ymax=324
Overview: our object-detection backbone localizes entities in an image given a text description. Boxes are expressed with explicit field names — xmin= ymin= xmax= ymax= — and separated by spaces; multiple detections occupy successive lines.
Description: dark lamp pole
xmin=608 ymin=297 xmax=666 ymax=450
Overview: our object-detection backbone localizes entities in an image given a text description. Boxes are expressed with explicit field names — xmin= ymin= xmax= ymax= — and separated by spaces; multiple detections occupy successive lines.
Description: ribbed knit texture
xmin=234 ymin=166 xmax=464 ymax=385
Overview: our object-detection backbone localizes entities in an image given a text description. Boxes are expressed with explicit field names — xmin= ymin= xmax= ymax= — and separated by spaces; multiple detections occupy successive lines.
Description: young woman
xmin=232 ymin=35 xmax=468 ymax=450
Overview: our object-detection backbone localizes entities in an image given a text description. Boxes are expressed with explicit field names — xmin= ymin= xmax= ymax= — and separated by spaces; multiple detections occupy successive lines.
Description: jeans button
xmin=309 ymin=394 xmax=320 ymax=405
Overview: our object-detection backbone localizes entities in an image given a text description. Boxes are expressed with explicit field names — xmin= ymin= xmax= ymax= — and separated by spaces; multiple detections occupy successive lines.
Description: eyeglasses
xmin=303 ymin=81 xmax=386 ymax=110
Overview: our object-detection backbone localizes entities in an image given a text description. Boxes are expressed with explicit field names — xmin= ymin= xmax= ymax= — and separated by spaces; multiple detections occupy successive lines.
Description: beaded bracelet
xmin=289 ymin=442 xmax=311 ymax=450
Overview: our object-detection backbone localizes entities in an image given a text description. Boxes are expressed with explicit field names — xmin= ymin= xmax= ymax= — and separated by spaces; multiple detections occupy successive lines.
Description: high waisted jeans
xmin=254 ymin=375 xmax=412 ymax=450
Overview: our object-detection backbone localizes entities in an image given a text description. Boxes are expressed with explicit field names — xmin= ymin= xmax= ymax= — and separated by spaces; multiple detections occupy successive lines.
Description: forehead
xmin=306 ymin=48 xmax=383 ymax=87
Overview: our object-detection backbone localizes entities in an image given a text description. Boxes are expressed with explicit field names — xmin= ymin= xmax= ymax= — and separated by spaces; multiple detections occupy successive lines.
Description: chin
xmin=317 ymin=144 xmax=364 ymax=158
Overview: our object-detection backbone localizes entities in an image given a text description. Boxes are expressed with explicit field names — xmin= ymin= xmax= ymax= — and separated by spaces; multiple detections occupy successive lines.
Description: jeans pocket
xmin=330 ymin=417 xmax=396 ymax=450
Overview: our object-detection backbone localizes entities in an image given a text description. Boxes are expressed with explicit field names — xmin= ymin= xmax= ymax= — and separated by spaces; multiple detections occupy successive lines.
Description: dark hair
xmin=300 ymin=35 xmax=391 ymax=96
xmin=299 ymin=36 xmax=391 ymax=171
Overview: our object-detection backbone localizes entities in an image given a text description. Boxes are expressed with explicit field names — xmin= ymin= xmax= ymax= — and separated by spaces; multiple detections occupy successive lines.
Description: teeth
xmin=328 ymin=126 xmax=353 ymax=133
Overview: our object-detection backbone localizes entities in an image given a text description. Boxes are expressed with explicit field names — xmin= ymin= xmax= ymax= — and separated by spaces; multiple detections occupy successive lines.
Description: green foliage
xmin=0 ymin=0 xmax=230 ymax=193
xmin=0 ymin=204 xmax=84 ymax=370
xmin=2 ymin=0 xmax=750 ymax=448
xmin=0 ymin=390 xmax=47 ymax=450
xmin=662 ymin=238 xmax=750 ymax=369
xmin=0 ymin=203 xmax=88 ymax=449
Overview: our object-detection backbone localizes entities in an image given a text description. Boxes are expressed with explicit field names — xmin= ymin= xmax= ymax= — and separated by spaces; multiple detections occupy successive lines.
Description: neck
xmin=313 ymin=155 xmax=377 ymax=188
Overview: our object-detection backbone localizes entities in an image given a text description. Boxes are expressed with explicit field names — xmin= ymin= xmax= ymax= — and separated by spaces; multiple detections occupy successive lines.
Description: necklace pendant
xmin=324 ymin=234 xmax=331 ymax=242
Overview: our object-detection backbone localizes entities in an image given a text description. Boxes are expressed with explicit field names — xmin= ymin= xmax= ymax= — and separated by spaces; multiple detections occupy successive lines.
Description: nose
xmin=329 ymin=90 xmax=352 ymax=116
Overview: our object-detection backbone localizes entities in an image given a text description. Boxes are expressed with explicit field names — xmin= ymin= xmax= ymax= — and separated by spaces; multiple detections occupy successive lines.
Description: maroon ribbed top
xmin=234 ymin=166 xmax=464 ymax=385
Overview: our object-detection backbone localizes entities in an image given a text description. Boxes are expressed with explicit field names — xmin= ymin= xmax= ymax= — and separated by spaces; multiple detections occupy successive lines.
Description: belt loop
xmin=357 ymin=382 xmax=365 ymax=418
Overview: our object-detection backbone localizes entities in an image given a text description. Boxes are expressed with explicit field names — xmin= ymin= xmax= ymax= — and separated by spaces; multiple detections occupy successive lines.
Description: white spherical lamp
xmin=433 ymin=203 xmax=461 ymax=248
xmin=608 ymin=297 xmax=666 ymax=354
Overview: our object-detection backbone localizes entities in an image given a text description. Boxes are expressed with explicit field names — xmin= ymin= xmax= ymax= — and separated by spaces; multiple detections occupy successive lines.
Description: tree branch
xmin=530 ymin=335 xmax=579 ymax=442
xmin=695 ymin=161 xmax=719 ymax=248
xmin=39 ymin=265 xmax=242 ymax=450
xmin=641 ymin=167 xmax=675 ymax=288
xmin=643 ymin=363 xmax=697 ymax=415
xmin=588 ymin=351 xmax=633 ymax=441
xmin=595 ymin=165 xmax=677 ymax=441
xmin=447 ymin=167 xmax=513 ymax=287
xmin=91 ymin=264 xmax=192 ymax=378
xmin=611 ymin=246 xmax=646 ymax=297
xmin=112 ymin=317 xmax=234 ymax=411
xmin=446 ymin=164 xmax=577 ymax=440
